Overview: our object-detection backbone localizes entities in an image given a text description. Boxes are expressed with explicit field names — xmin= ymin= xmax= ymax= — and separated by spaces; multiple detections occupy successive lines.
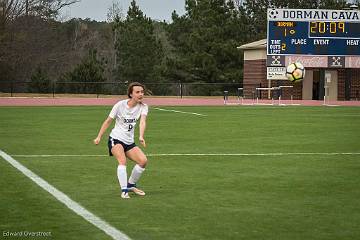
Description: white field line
xmin=153 ymin=107 xmax=207 ymax=116
xmin=11 ymin=152 xmax=360 ymax=157
xmin=0 ymin=150 xmax=131 ymax=240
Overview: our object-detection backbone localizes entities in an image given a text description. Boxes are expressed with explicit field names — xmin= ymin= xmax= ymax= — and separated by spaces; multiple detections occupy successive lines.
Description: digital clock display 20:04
xmin=309 ymin=22 xmax=360 ymax=38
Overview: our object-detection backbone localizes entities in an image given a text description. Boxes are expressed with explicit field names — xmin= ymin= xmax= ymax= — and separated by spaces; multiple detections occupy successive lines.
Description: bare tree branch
xmin=1 ymin=0 xmax=79 ymax=29
xmin=53 ymin=0 xmax=79 ymax=12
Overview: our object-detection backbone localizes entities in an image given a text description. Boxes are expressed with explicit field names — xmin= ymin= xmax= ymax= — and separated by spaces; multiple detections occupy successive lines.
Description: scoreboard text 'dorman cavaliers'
xmin=267 ymin=9 xmax=360 ymax=56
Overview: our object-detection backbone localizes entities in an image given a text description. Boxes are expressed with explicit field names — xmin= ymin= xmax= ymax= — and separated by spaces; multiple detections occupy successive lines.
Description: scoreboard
xmin=267 ymin=8 xmax=360 ymax=56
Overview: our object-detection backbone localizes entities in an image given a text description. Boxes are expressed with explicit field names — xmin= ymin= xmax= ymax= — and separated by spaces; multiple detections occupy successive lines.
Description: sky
xmin=60 ymin=0 xmax=186 ymax=22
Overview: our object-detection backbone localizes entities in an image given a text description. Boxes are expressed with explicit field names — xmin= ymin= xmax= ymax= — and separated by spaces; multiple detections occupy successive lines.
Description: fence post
xmin=52 ymin=81 xmax=55 ymax=98
xmin=10 ymin=81 xmax=14 ymax=97
xmin=179 ymin=82 xmax=183 ymax=99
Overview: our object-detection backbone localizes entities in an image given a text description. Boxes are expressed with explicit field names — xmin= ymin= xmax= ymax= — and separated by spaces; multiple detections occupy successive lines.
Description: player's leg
xmin=126 ymin=146 xmax=147 ymax=196
xmin=111 ymin=144 xmax=130 ymax=199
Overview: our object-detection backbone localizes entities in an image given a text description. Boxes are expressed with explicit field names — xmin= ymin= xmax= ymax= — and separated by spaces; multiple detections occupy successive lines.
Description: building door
xmin=324 ymin=70 xmax=338 ymax=101
xmin=312 ymin=70 xmax=321 ymax=100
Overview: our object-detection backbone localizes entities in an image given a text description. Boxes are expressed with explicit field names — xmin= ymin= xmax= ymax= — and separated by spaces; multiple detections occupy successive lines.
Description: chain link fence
xmin=0 ymin=81 xmax=244 ymax=98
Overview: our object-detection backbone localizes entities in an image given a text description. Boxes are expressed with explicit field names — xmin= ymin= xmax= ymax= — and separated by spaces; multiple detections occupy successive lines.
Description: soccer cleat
xmin=121 ymin=191 xmax=130 ymax=199
xmin=129 ymin=187 xmax=146 ymax=196
xmin=127 ymin=183 xmax=146 ymax=196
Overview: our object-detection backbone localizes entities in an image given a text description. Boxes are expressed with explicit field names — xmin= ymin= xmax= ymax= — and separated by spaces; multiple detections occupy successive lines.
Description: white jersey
xmin=109 ymin=99 xmax=148 ymax=144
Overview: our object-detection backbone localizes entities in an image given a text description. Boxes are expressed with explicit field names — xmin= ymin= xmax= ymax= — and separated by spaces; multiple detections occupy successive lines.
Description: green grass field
xmin=0 ymin=105 xmax=360 ymax=240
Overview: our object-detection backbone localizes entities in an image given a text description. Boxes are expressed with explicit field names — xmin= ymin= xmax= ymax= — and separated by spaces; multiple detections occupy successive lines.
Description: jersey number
xmin=128 ymin=124 xmax=133 ymax=131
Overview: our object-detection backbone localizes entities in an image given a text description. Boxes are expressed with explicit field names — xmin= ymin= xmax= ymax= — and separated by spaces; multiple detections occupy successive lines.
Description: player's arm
xmin=93 ymin=117 xmax=113 ymax=145
xmin=139 ymin=114 xmax=147 ymax=148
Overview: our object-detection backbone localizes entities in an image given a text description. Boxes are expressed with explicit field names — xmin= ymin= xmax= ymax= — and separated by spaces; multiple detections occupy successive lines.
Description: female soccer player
xmin=93 ymin=82 xmax=148 ymax=199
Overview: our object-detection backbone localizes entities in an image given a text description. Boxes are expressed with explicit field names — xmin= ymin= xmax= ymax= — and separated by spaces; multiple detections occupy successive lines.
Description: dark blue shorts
xmin=108 ymin=137 xmax=136 ymax=156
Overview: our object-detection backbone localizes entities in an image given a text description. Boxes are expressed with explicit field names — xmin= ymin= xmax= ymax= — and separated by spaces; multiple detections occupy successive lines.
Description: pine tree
xmin=113 ymin=0 xmax=163 ymax=84
xmin=59 ymin=49 xmax=106 ymax=94
xmin=167 ymin=0 xmax=245 ymax=86
xmin=29 ymin=66 xmax=52 ymax=93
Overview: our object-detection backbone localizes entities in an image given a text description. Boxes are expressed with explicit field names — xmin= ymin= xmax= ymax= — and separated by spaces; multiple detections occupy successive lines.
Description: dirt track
xmin=1 ymin=96 xmax=360 ymax=107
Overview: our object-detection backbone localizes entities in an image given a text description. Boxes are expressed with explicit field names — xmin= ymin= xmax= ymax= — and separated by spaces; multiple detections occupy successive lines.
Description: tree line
xmin=0 ymin=0 xmax=359 ymax=95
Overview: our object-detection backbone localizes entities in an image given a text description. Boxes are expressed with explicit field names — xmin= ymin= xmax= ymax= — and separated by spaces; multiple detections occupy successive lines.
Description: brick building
xmin=239 ymin=39 xmax=360 ymax=101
